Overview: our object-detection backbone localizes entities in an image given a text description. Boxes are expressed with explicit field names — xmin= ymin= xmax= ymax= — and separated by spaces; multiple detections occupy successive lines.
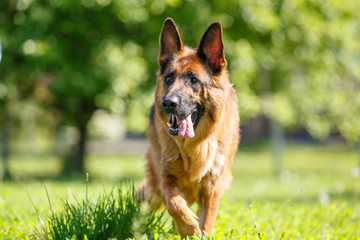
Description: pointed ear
xmin=158 ymin=18 xmax=183 ymax=72
xmin=197 ymin=22 xmax=226 ymax=75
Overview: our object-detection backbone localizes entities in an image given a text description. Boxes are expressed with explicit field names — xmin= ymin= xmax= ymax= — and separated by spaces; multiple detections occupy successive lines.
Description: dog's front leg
xmin=198 ymin=187 xmax=221 ymax=236
xmin=163 ymin=180 xmax=201 ymax=239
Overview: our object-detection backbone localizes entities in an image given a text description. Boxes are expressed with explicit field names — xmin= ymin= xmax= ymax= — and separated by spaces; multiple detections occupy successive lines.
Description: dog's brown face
xmin=156 ymin=18 xmax=227 ymax=139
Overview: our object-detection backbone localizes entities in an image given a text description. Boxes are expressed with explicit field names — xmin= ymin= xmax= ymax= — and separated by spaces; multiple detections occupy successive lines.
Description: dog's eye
xmin=165 ymin=76 xmax=172 ymax=82
xmin=190 ymin=77 xmax=199 ymax=84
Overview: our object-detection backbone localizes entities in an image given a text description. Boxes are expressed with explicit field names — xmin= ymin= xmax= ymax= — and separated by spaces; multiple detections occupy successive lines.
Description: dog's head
xmin=156 ymin=18 xmax=227 ymax=139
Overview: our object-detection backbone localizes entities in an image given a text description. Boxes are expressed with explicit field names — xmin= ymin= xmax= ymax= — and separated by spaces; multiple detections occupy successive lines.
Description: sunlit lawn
xmin=1 ymin=143 xmax=359 ymax=239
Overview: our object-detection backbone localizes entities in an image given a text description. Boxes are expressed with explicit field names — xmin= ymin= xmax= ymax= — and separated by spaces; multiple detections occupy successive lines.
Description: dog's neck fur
xmin=170 ymin=77 xmax=232 ymax=182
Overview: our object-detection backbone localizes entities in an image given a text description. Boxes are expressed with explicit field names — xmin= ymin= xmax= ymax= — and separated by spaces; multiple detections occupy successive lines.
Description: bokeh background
xmin=1 ymin=0 xmax=360 ymax=238
xmin=1 ymin=0 xmax=360 ymax=190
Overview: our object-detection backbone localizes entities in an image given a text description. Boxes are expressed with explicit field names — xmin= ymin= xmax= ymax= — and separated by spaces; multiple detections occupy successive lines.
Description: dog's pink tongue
xmin=178 ymin=115 xmax=194 ymax=139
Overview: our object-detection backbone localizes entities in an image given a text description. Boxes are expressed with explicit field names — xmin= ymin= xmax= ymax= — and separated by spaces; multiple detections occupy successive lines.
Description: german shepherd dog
xmin=138 ymin=18 xmax=240 ymax=238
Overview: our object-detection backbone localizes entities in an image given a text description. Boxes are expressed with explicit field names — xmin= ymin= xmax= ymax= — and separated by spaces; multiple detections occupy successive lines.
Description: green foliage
xmin=1 ymin=0 xmax=360 ymax=139
xmin=230 ymin=0 xmax=360 ymax=141
xmin=1 ymin=0 xmax=360 ymax=174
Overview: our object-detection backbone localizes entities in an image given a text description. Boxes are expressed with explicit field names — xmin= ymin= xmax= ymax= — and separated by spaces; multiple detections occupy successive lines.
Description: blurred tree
xmin=23 ymin=1 xmax=152 ymax=174
xmin=0 ymin=2 xmax=42 ymax=179
xmin=0 ymin=112 xmax=10 ymax=180
xmin=144 ymin=0 xmax=360 ymax=172
xmin=217 ymin=0 xmax=360 ymax=173
xmin=0 ymin=38 xmax=10 ymax=180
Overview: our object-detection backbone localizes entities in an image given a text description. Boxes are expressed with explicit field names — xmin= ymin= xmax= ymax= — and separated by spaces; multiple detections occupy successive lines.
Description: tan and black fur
xmin=138 ymin=18 xmax=240 ymax=238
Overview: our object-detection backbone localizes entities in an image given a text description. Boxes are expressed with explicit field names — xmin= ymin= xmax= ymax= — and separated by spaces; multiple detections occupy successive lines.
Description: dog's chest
xmin=182 ymin=144 xmax=226 ymax=182
xmin=181 ymin=153 xmax=226 ymax=203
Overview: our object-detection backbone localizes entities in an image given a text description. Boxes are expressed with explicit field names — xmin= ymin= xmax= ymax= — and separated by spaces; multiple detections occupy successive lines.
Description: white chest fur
xmin=210 ymin=153 xmax=225 ymax=178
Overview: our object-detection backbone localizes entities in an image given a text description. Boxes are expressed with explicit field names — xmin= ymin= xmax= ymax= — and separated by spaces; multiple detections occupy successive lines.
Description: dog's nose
xmin=162 ymin=97 xmax=178 ymax=112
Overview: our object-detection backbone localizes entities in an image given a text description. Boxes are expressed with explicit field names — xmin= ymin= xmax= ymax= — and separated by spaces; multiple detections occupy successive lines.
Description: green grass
xmin=1 ymin=143 xmax=359 ymax=239
xmin=34 ymin=182 xmax=169 ymax=240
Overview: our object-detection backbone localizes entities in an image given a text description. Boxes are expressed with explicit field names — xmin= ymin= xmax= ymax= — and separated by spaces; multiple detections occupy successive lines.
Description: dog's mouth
xmin=167 ymin=111 xmax=200 ymax=138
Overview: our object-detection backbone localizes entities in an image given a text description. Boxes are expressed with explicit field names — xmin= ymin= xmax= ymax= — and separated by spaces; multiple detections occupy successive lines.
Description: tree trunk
xmin=73 ymin=124 xmax=87 ymax=173
xmin=270 ymin=119 xmax=285 ymax=176
xmin=62 ymin=124 xmax=87 ymax=175
xmin=1 ymin=117 xmax=11 ymax=180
